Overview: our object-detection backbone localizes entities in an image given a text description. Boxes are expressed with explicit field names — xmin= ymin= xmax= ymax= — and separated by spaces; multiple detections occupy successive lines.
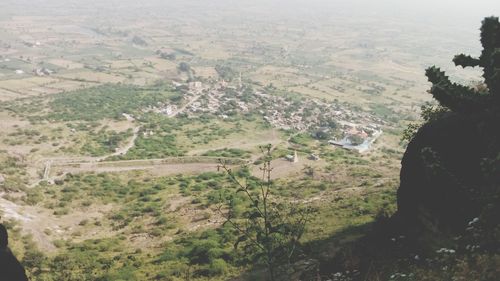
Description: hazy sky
xmin=2 ymin=0 xmax=499 ymax=55
xmin=2 ymin=1 xmax=500 ymax=27
xmin=4 ymin=0 xmax=500 ymax=17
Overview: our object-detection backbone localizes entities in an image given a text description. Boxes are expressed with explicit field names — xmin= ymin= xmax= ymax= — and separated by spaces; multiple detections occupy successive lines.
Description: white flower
xmin=468 ymin=217 xmax=479 ymax=226
xmin=436 ymin=247 xmax=455 ymax=254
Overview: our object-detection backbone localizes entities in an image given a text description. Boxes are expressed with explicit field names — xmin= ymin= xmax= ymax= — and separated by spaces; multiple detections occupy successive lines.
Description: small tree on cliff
xmin=426 ymin=16 xmax=500 ymax=113
xmin=403 ymin=17 xmax=500 ymax=143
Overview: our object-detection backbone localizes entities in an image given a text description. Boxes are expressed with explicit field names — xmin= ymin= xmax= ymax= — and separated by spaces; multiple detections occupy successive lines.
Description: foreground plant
xmin=218 ymin=145 xmax=315 ymax=281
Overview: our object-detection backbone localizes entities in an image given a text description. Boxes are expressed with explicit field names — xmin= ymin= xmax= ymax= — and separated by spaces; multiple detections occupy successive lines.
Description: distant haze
xmin=3 ymin=0 xmax=500 ymax=20
xmin=1 ymin=0 xmax=499 ymax=80
xmin=3 ymin=1 xmax=499 ymax=35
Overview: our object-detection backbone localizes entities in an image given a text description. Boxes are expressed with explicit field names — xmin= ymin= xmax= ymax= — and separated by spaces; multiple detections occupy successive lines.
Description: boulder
xmin=394 ymin=111 xmax=500 ymax=246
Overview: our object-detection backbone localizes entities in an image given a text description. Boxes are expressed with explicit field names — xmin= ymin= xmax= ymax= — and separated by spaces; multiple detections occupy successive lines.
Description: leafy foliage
xmin=404 ymin=17 xmax=500 ymax=143
xmin=45 ymin=84 xmax=180 ymax=122
xmin=215 ymin=64 xmax=237 ymax=81
xmin=80 ymin=127 xmax=133 ymax=156
xmin=425 ymin=17 xmax=500 ymax=113
xmin=202 ymin=148 xmax=251 ymax=159
xmin=401 ymin=102 xmax=450 ymax=142
xmin=219 ymin=145 xmax=315 ymax=280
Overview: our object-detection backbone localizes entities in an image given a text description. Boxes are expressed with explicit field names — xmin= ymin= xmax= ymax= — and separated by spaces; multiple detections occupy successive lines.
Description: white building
xmin=188 ymin=81 xmax=203 ymax=91
xmin=285 ymin=151 xmax=299 ymax=163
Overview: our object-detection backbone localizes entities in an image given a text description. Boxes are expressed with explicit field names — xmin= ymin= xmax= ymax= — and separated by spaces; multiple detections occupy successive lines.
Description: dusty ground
xmin=0 ymin=193 xmax=114 ymax=252
xmin=251 ymin=157 xmax=326 ymax=180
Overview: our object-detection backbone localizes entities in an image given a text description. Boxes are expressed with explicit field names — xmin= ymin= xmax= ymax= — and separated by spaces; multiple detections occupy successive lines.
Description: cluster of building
xmin=148 ymin=104 xmax=177 ymax=116
xmin=148 ymin=77 xmax=384 ymax=153
xmin=179 ymin=80 xmax=245 ymax=115
xmin=329 ymin=123 xmax=383 ymax=153
xmin=12 ymin=67 xmax=54 ymax=76
xmin=33 ymin=67 xmax=54 ymax=76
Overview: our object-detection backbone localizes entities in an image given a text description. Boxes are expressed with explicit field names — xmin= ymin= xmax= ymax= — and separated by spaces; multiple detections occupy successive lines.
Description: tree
xmin=217 ymin=145 xmax=314 ymax=281
xmin=425 ymin=17 xmax=500 ymax=113
xmin=403 ymin=17 xmax=500 ymax=143
xmin=348 ymin=134 xmax=364 ymax=145
xmin=313 ymin=130 xmax=331 ymax=140
xmin=302 ymin=165 xmax=315 ymax=179
xmin=131 ymin=35 xmax=147 ymax=46
xmin=401 ymin=102 xmax=449 ymax=142
xmin=178 ymin=62 xmax=191 ymax=72
xmin=215 ymin=64 xmax=236 ymax=81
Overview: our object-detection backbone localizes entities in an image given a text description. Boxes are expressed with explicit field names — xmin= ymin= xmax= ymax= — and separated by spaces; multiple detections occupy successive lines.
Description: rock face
xmin=0 ymin=224 xmax=29 ymax=281
xmin=395 ymin=112 xmax=500 ymax=243
xmin=393 ymin=16 xmax=500 ymax=248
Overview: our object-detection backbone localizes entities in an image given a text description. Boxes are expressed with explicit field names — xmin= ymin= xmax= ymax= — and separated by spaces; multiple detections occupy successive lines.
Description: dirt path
xmin=53 ymin=162 xmax=225 ymax=177
xmin=103 ymin=125 xmax=141 ymax=159
xmin=251 ymin=157 xmax=325 ymax=179
xmin=40 ymin=123 xmax=141 ymax=181
xmin=172 ymin=93 xmax=202 ymax=117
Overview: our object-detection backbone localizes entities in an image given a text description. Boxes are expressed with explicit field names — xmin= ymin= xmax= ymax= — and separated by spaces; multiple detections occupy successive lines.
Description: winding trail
xmin=106 ymin=125 xmax=141 ymax=159
xmin=40 ymin=116 xmax=142 ymax=182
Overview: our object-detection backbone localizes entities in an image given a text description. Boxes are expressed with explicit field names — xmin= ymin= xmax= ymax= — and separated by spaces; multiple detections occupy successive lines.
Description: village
xmin=148 ymin=76 xmax=384 ymax=154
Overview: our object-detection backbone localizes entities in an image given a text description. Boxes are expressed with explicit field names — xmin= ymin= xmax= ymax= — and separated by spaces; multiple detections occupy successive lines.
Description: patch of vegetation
xmin=4 ymin=84 xmax=182 ymax=123
xmin=0 ymin=150 xmax=28 ymax=191
xmin=47 ymin=84 xmax=180 ymax=121
xmin=289 ymin=133 xmax=314 ymax=146
xmin=113 ymin=114 xmax=188 ymax=159
xmin=215 ymin=64 xmax=237 ymax=81
xmin=81 ymin=128 xmax=133 ymax=156
xmin=202 ymin=148 xmax=251 ymax=158
xmin=115 ymin=114 xmax=264 ymax=160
